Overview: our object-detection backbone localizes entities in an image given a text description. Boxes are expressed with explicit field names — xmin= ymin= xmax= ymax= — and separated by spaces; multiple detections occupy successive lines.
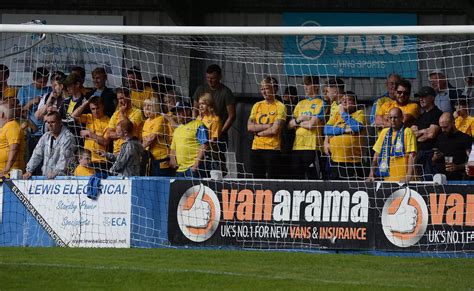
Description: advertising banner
xmin=4 ymin=179 xmax=131 ymax=248
xmin=283 ymin=13 xmax=418 ymax=78
xmin=374 ymin=183 xmax=474 ymax=252
xmin=168 ymin=180 xmax=373 ymax=249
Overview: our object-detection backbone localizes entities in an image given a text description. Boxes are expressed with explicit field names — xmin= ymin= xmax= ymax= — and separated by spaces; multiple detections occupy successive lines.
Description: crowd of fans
xmin=0 ymin=62 xmax=473 ymax=182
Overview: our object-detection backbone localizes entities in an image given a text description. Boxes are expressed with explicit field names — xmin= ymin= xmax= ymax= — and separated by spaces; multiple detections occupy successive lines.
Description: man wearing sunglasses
xmin=378 ymin=79 xmax=420 ymax=129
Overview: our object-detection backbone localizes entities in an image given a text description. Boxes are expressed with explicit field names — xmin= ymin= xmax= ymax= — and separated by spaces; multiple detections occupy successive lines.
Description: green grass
xmin=0 ymin=248 xmax=472 ymax=290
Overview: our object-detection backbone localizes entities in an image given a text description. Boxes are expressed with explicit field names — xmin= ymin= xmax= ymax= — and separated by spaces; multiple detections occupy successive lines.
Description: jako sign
xmin=283 ymin=13 xmax=417 ymax=78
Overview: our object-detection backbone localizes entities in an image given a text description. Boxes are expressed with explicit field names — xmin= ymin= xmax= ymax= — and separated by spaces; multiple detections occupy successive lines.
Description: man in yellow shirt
xmin=372 ymin=73 xmax=402 ymax=127
xmin=454 ymin=98 xmax=474 ymax=137
xmin=170 ymin=101 xmax=209 ymax=178
xmin=376 ymin=79 xmax=420 ymax=129
xmin=72 ymin=96 xmax=111 ymax=173
xmin=127 ymin=66 xmax=155 ymax=110
xmin=0 ymin=102 xmax=25 ymax=177
xmin=247 ymin=77 xmax=286 ymax=179
xmin=0 ymin=64 xmax=18 ymax=102
xmin=368 ymin=107 xmax=417 ymax=183
xmin=324 ymin=92 xmax=366 ymax=179
xmin=106 ymin=88 xmax=143 ymax=155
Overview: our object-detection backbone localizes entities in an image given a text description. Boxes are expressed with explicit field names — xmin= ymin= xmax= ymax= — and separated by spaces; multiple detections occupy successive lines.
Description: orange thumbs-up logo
xmin=382 ymin=187 xmax=428 ymax=248
xmin=177 ymin=183 xmax=221 ymax=242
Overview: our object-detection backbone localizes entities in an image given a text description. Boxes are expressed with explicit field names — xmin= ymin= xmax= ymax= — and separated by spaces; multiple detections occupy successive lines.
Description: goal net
xmin=0 ymin=22 xmax=473 ymax=255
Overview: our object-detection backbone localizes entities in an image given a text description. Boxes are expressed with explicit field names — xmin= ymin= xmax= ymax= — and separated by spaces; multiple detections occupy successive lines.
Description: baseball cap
xmin=171 ymin=100 xmax=193 ymax=112
xmin=415 ymin=86 xmax=436 ymax=98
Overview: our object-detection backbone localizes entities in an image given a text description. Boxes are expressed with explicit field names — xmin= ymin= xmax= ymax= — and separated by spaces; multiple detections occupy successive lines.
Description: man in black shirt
xmin=411 ymin=86 xmax=443 ymax=180
xmin=433 ymin=112 xmax=472 ymax=180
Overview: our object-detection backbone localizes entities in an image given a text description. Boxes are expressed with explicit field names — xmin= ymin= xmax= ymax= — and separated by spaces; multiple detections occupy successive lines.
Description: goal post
xmin=0 ymin=22 xmax=473 ymax=255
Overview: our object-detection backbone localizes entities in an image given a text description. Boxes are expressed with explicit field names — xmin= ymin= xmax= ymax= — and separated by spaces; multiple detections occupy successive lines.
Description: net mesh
xmin=0 ymin=23 xmax=472 ymax=254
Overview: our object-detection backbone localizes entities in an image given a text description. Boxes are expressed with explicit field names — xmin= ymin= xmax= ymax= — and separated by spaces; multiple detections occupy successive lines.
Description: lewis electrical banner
xmin=283 ymin=13 xmax=418 ymax=78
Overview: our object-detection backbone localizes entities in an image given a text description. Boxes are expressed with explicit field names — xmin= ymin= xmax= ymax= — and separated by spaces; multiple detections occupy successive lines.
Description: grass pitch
xmin=0 ymin=247 xmax=472 ymax=290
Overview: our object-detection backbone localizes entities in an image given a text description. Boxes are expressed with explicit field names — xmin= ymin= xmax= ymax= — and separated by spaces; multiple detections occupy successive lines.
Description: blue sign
xmin=283 ymin=13 xmax=418 ymax=78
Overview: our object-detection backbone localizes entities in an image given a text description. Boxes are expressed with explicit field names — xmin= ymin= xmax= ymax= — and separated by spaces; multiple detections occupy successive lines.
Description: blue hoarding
xmin=283 ymin=13 xmax=418 ymax=78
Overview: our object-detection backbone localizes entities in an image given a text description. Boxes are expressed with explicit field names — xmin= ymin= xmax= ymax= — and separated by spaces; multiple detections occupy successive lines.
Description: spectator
xmin=142 ymin=97 xmax=173 ymax=176
xmin=411 ymin=86 xmax=443 ymax=180
xmin=432 ymin=112 xmax=471 ymax=180
xmin=192 ymin=64 xmax=235 ymax=173
xmin=429 ymin=71 xmax=462 ymax=113
xmin=323 ymin=78 xmax=345 ymax=121
xmin=86 ymin=67 xmax=117 ymax=118
xmin=71 ymin=96 xmax=110 ymax=174
xmin=162 ymin=91 xmax=179 ymax=145
xmin=197 ymin=92 xmax=227 ymax=174
xmin=247 ymin=77 xmax=286 ymax=179
xmin=372 ymin=73 xmax=402 ymax=127
xmin=377 ymin=79 xmax=420 ymax=128
xmin=23 ymin=111 xmax=75 ymax=179
xmin=35 ymin=71 xmax=67 ymax=125
xmin=105 ymin=88 xmax=143 ymax=155
xmin=193 ymin=64 xmax=235 ymax=138
xmin=170 ymin=100 xmax=209 ymax=178
xmin=288 ymin=76 xmax=325 ymax=179
xmin=454 ymin=98 xmax=474 ymax=137
xmin=101 ymin=119 xmax=144 ymax=177
xmin=279 ymin=85 xmax=298 ymax=174
xmin=126 ymin=66 xmax=155 ymax=110
xmin=70 ymin=66 xmax=91 ymax=96
xmin=367 ymin=107 xmax=417 ymax=183
xmin=0 ymin=102 xmax=26 ymax=177
xmin=324 ymin=92 xmax=366 ymax=179
xmin=73 ymin=149 xmax=94 ymax=176
xmin=0 ymin=64 xmax=18 ymax=102
xmin=280 ymin=85 xmax=299 ymax=117
xmin=17 ymin=66 xmax=51 ymax=158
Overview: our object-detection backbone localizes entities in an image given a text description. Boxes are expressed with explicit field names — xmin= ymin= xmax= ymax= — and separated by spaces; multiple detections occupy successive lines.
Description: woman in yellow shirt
xmin=142 ymin=97 xmax=173 ymax=176
xmin=247 ymin=77 xmax=286 ymax=179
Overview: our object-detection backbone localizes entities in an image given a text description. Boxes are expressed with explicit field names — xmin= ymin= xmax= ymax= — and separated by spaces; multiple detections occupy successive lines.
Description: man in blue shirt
xmin=17 ymin=67 xmax=51 ymax=164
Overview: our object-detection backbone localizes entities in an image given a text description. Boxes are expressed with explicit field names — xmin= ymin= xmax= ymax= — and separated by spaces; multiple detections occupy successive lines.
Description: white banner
xmin=13 ymin=179 xmax=131 ymax=248
xmin=1 ymin=14 xmax=124 ymax=87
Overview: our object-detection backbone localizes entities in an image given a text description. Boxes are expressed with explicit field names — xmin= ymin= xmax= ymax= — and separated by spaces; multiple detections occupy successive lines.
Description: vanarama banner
xmin=168 ymin=180 xmax=373 ymax=249
xmin=169 ymin=180 xmax=474 ymax=252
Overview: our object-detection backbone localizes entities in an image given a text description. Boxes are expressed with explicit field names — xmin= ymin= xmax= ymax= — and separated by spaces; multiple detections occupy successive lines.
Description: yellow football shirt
xmin=108 ymin=107 xmax=144 ymax=154
xmin=79 ymin=114 xmax=110 ymax=162
xmin=380 ymin=100 xmax=420 ymax=121
xmin=198 ymin=113 xmax=221 ymax=140
xmin=74 ymin=165 xmax=95 ymax=176
xmin=143 ymin=115 xmax=169 ymax=168
xmin=327 ymin=110 xmax=366 ymax=163
xmin=292 ymin=97 xmax=325 ymax=151
xmin=130 ymin=87 xmax=155 ymax=110
xmin=455 ymin=115 xmax=474 ymax=137
xmin=0 ymin=120 xmax=25 ymax=171
xmin=249 ymin=100 xmax=286 ymax=150
xmin=373 ymin=127 xmax=417 ymax=182
xmin=171 ymin=119 xmax=207 ymax=172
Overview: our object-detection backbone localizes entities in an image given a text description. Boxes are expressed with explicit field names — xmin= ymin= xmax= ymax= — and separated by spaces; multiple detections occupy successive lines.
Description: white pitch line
xmin=0 ymin=261 xmax=427 ymax=289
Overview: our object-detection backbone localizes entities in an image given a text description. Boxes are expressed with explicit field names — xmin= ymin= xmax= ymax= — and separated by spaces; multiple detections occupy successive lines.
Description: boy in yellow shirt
xmin=74 ymin=149 xmax=95 ymax=176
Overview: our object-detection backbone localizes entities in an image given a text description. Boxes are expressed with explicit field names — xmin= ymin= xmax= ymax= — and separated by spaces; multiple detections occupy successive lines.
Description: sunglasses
xmin=396 ymin=90 xmax=409 ymax=96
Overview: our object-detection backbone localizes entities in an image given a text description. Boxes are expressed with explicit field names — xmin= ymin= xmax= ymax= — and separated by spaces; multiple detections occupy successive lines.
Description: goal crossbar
xmin=1 ymin=24 xmax=474 ymax=35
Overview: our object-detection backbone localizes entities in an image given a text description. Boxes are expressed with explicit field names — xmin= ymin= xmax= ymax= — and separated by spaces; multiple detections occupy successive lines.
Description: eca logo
xmin=103 ymin=217 xmax=127 ymax=227
xmin=177 ymin=183 xmax=221 ymax=242
xmin=381 ymin=187 xmax=428 ymax=248
xmin=296 ymin=21 xmax=326 ymax=60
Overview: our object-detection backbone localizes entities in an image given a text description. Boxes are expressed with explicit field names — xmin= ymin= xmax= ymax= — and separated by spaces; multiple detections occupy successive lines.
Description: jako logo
xmin=296 ymin=21 xmax=326 ymax=60
xmin=381 ymin=187 xmax=428 ymax=248
xmin=177 ymin=183 xmax=221 ymax=242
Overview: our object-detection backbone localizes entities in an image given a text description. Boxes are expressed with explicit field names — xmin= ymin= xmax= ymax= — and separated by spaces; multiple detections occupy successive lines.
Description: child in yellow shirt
xmin=74 ymin=149 xmax=95 ymax=176
xmin=197 ymin=93 xmax=227 ymax=174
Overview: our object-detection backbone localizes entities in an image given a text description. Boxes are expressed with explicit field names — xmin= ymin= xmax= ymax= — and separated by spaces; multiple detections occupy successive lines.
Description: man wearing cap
xmin=429 ymin=71 xmax=462 ymax=113
xmin=411 ymin=86 xmax=443 ymax=180
xmin=169 ymin=100 xmax=209 ymax=178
